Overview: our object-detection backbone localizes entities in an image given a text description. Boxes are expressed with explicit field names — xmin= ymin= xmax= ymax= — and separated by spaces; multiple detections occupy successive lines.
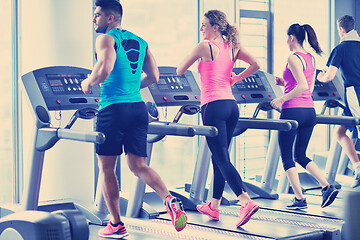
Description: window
xmin=203 ymin=0 xmax=235 ymax=23
xmin=0 ymin=0 xmax=13 ymax=203
xmin=274 ymin=0 xmax=330 ymax=156
xmin=119 ymin=0 xmax=198 ymax=190
xmin=239 ymin=0 xmax=269 ymax=11
xmin=233 ymin=0 xmax=272 ymax=178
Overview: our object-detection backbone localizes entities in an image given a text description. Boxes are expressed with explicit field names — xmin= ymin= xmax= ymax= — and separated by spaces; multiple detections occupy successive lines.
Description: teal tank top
xmin=98 ymin=29 xmax=148 ymax=110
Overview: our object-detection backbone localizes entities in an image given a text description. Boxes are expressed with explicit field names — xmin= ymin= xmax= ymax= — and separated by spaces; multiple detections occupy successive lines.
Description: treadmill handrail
xmin=236 ymin=118 xmax=296 ymax=130
xmin=147 ymin=121 xmax=218 ymax=143
xmin=57 ymin=128 xmax=105 ymax=144
xmin=168 ymin=122 xmax=218 ymax=137
xmin=35 ymin=128 xmax=105 ymax=151
xmin=316 ymin=115 xmax=360 ymax=126
xmin=147 ymin=122 xmax=196 ymax=140
xmin=233 ymin=118 xmax=297 ymax=137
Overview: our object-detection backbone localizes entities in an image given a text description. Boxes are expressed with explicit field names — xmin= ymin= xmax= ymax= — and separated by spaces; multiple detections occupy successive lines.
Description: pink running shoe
xmin=236 ymin=200 xmax=259 ymax=227
xmin=196 ymin=201 xmax=220 ymax=220
xmin=98 ymin=221 xmax=128 ymax=239
xmin=165 ymin=195 xmax=188 ymax=232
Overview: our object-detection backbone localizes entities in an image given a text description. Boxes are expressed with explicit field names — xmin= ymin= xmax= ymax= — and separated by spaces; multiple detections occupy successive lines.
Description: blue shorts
xmin=95 ymin=102 xmax=148 ymax=157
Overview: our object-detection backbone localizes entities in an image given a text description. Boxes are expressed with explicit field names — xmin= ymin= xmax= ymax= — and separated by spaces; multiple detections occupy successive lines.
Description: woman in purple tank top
xmin=177 ymin=10 xmax=260 ymax=227
xmin=271 ymin=24 xmax=339 ymax=210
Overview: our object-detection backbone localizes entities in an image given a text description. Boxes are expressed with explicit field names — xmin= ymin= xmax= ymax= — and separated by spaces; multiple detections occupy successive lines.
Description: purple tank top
xmin=198 ymin=41 xmax=235 ymax=106
xmin=282 ymin=52 xmax=315 ymax=109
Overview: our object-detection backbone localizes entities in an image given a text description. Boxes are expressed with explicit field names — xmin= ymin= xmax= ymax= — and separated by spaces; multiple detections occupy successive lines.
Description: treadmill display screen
xmin=46 ymin=74 xmax=86 ymax=95
xmin=153 ymin=74 xmax=192 ymax=92
xmin=233 ymin=74 xmax=266 ymax=91
xmin=312 ymin=69 xmax=342 ymax=101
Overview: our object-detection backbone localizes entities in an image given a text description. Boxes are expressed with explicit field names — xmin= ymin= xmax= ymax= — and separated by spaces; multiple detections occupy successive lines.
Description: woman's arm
xmin=270 ymin=55 xmax=309 ymax=109
xmin=176 ymin=42 xmax=208 ymax=75
xmin=230 ymin=46 xmax=260 ymax=85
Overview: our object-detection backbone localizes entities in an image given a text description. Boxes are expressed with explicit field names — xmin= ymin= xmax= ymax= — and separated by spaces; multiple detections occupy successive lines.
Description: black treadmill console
xmin=313 ymin=69 xmax=342 ymax=101
xmin=148 ymin=66 xmax=201 ymax=106
xmin=22 ymin=66 xmax=100 ymax=111
xmin=231 ymin=68 xmax=280 ymax=104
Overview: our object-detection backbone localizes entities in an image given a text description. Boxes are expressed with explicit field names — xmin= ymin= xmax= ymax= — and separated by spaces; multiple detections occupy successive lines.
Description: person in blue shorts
xmin=317 ymin=15 xmax=360 ymax=188
xmin=81 ymin=0 xmax=187 ymax=238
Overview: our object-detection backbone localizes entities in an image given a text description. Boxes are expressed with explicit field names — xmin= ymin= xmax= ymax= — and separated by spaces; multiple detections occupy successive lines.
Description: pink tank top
xmin=282 ymin=52 xmax=315 ymax=109
xmin=198 ymin=41 xmax=235 ymax=106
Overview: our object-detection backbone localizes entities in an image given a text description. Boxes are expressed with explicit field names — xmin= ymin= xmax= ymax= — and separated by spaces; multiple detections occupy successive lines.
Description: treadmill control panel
xmin=22 ymin=66 xmax=100 ymax=111
xmin=312 ymin=69 xmax=342 ymax=101
xmin=149 ymin=66 xmax=201 ymax=106
xmin=231 ymin=68 xmax=280 ymax=104
xmin=46 ymin=73 xmax=85 ymax=95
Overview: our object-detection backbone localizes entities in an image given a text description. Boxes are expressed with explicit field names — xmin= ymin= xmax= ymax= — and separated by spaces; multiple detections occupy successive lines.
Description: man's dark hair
xmin=337 ymin=15 xmax=355 ymax=33
xmin=95 ymin=0 xmax=123 ymax=23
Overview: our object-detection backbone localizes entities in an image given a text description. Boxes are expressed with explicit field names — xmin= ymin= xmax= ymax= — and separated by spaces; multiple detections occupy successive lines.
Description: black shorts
xmin=95 ymin=102 xmax=148 ymax=157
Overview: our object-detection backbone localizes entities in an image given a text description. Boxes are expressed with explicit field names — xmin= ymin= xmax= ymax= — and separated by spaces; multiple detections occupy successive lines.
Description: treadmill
xmin=221 ymin=69 xmax=347 ymax=240
xmin=0 ymin=66 xmax=106 ymax=223
xmin=161 ymin=68 xmax=342 ymax=240
xmin=142 ymin=67 xmax=331 ymax=240
xmin=89 ymin=66 xmax=316 ymax=239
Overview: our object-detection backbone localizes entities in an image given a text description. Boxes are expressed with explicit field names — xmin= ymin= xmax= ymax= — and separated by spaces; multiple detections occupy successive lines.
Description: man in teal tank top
xmin=81 ymin=0 xmax=187 ymax=238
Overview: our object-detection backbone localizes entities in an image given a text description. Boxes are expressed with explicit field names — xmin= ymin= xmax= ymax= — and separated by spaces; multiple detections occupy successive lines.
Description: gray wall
xmin=334 ymin=0 xmax=359 ymax=43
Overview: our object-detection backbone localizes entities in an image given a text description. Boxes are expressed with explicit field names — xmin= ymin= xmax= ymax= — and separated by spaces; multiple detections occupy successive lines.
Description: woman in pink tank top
xmin=177 ymin=10 xmax=260 ymax=227
xmin=271 ymin=24 xmax=339 ymax=210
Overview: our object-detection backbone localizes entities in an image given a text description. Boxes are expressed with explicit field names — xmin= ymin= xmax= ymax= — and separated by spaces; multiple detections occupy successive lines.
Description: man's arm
xmin=81 ymin=34 xmax=116 ymax=93
xmin=140 ymin=47 xmax=159 ymax=89
xmin=317 ymin=65 xmax=338 ymax=83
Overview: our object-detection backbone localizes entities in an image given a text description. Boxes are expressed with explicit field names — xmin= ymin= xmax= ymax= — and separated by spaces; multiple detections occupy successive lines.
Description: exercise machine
xmin=0 ymin=66 xmax=106 ymax=224
xmin=0 ymin=209 xmax=88 ymax=240
xmin=149 ymin=68 xmax=339 ymax=240
xmin=174 ymin=68 xmax=299 ymax=209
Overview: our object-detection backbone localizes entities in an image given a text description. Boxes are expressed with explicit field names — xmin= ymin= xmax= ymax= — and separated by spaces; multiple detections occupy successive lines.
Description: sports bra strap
xmin=293 ymin=53 xmax=306 ymax=71
xmin=208 ymin=42 xmax=214 ymax=61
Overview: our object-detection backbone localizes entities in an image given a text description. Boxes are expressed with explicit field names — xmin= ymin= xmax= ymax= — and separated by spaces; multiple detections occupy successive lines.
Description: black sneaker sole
xmin=321 ymin=189 xmax=339 ymax=208
xmin=286 ymin=206 xmax=308 ymax=210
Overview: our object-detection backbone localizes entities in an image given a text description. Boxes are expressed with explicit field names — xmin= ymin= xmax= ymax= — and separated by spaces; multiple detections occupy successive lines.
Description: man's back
xmin=328 ymin=40 xmax=360 ymax=87
xmin=99 ymin=29 xmax=148 ymax=110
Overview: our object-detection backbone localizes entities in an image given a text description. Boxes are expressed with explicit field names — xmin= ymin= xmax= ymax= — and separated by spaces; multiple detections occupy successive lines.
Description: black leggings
xmin=279 ymin=108 xmax=316 ymax=171
xmin=201 ymin=100 xmax=245 ymax=199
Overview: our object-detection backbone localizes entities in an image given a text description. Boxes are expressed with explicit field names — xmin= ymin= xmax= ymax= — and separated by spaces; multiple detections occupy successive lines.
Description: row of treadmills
xmin=0 ymin=66 xmax=359 ymax=240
